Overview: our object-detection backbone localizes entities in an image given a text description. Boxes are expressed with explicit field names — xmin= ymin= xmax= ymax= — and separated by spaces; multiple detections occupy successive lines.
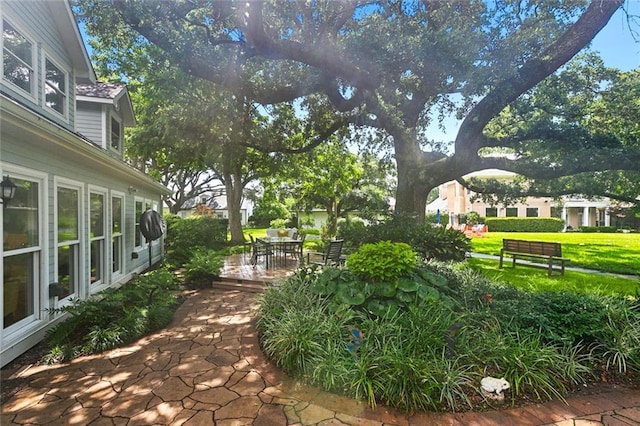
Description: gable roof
xmin=47 ymin=1 xmax=96 ymax=83
xmin=76 ymin=82 xmax=136 ymax=126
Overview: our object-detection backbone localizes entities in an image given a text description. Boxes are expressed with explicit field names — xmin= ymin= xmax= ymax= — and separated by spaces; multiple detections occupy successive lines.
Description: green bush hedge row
xmin=484 ymin=217 xmax=564 ymax=232
xmin=578 ymin=226 xmax=618 ymax=233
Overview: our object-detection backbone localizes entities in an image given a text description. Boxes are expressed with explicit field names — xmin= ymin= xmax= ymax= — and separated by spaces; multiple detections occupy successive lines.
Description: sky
xmin=429 ymin=1 xmax=640 ymax=142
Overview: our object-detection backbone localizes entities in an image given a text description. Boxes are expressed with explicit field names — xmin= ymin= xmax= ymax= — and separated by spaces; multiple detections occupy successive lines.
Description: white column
xmin=582 ymin=206 xmax=590 ymax=226
xmin=561 ymin=207 xmax=567 ymax=230
xmin=604 ymin=209 xmax=611 ymax=226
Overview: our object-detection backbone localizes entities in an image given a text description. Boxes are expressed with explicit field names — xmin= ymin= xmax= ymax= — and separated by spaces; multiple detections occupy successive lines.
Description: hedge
xmin=484 ymin=217 xmax=564 ymax=232
xmin=578 ymin=226 xmax=618 ymax=233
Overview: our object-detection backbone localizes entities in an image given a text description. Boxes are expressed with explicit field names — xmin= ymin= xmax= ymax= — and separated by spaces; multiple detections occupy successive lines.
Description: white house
xmin=1 ymin=0 xmax=169 ymax=366
xmin=176 ymin=193 xmax=250 ymax=226
xmin=429 ymin=169 xmax=612 ymax=229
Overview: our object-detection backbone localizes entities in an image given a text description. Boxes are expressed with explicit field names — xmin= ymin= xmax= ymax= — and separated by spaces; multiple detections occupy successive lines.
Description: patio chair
xmin=249 ymin=235 xmax=273 ymax=268
xmin=306 ymin=239 xmax=344 ymax=266
xmin=283 ymin=233 xmax=306 ymax=260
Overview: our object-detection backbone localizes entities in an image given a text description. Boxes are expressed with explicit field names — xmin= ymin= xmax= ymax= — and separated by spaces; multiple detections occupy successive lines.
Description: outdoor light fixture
xmin=128 ymin=185 xmax=137 ymax=194
xmin=1 ymin=175 xmax=17 ymax=208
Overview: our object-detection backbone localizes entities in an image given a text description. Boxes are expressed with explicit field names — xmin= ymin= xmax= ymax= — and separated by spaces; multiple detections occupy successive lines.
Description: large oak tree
xmin=79 ymin=0 xmax=636 ymax=219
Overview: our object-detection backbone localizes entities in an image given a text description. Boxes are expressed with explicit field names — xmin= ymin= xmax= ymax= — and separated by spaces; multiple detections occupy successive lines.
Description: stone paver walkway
xmin=2 ymin=289 xmax=639 ymax=425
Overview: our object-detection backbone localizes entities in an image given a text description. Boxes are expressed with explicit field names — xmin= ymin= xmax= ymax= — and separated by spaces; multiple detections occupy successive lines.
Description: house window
xmin=89 ymin=192 xmax=105 ymax=286
xmin=134 ymin=199 xmax=143 ymax=248
xmin=2 ymin=19 xmax=34 ymax=95
xmin=44 ymin=57 xmax=67 ymax=116
xmin=111 ymin=117 xmax=121 ymax=151
xmin=526 ymin=207 xmax=539 ymax=217
xmin=485 ymin=207 xmax=498 ymax=217
xmin=57 ymin=186 xmax=80 ymax=300
xmin=3 ymin=176 xmax=40 ymax=330
xmin=112 ymin=195 xmax=123 ymax=275
xmin=506 ymin=207 xmax=518 ymax=217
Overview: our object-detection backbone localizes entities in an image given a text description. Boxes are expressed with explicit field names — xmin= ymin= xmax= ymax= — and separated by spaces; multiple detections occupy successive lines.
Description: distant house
xmin=1 ymin=1 xmax=169 ymax=366
xmin=176 ymin=194 xmax=249 ymax=226
xmin=430 ymin=169 xmax=612 ymax=229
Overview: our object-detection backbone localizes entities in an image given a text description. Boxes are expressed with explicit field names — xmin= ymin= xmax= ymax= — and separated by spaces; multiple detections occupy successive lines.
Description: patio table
xmin=258 ymin=237 xmax=303 ymax=265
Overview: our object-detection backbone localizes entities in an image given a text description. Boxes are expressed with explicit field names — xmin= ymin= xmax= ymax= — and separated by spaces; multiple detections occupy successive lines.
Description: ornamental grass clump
xmin=256 ymin=259 xmax=640 ymax=413
xmin=41 ymin=267 xmax=180 ymax=364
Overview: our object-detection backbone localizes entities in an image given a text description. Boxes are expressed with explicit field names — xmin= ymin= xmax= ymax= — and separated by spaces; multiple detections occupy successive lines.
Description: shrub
xmin=164 ymin=215 xmax=228 ymax=267
xmin=490 ymin=291 xmax=609 ymax=346
xmin=484 ymin=217 xmax=564 ymax=232
xmin=183 ymin=248 xmax=225 ymax=288
xmin=465 ymin=212 xmax=481 ymax=225
xmin=269 ymin=218 xmax=288 ymax=229
xmin=338 ymin=214 xmax=470 ymax=262
xmin=43 ymin=267 xmax=180 ymax=363
xmin=578 ymin=226 xmax=618 ymax=233
xmin=347 ymin=241 xmax=418 ymax=282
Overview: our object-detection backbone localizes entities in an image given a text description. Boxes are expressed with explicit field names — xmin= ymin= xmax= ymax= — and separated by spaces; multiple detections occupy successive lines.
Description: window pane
xmin=485 ymin=207 xmax=498 ymax=217
xmin=506 ymin=207 xmax=518 ymax=217
xmin=135 ymin=201 xmax=143 ymax=247
xmin=58 ymin=244 xmax=77 ymax=298
xmin=90 ymin=193 xmax=104 ymax=237
xmin=526 ymin=208 xmax=539 ymax=217
xmin=3 ymin=178 xmax=39 ymax=250
xmin=3 ymin=253 xmax=35 ymax=328
xmin=3 ymin=20 xmax=33 ymax=92
xmin=90 ymin=240 xmax=102 ymax=284
xmin=58 ymin=187 xmax=78 ymax=241
xmin=45 ymin=59 xmax=65 ymax=114
xmin=45 ymin=59 xmax=65 ymax=91
xmin=112 ymin=196 xmax=122 ymax=234
xmin=112 ymin=235 xmax=122 ymax=274
xmin=111 ymin=118 xmax=120 ymax=150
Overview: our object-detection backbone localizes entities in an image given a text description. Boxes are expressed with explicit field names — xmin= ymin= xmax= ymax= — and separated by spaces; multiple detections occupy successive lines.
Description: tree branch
xmin=456 ymin=0 xmax=623 ymax=155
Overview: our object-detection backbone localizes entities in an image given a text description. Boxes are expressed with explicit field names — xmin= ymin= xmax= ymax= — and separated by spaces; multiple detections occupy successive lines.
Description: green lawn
xmin=467 ymin=257 xmax=639 ymax=296
xmin=470 ymin=232 xmax=640 ymax=276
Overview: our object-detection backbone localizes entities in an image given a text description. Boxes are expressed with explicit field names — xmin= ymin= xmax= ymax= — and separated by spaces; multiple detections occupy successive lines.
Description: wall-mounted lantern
xmin=1 ymin=175 xmax=17 ymax=208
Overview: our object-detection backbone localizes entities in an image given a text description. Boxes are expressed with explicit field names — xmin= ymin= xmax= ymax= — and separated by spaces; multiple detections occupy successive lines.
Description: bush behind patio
xmin=164 ymin=214 xmax=229 ymax=268
xmin=338 ymin=213 xmax=470 ymax=261
xmin=256 ymin=258 xmax=640 ymax=412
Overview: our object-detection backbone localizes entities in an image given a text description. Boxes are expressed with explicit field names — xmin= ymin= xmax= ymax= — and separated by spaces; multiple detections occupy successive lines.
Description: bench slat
xmin=500 ymin=239 xmax=568 ymax=276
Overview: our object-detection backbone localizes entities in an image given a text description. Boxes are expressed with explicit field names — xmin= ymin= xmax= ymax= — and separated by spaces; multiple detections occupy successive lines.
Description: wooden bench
xmin=499 ymin=239 xmax=569 ymax=276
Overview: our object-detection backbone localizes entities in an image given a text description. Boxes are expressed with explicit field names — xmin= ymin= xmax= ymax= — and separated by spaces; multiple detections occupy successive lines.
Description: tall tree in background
xmin=77 ymin=0 xmax=635 ymax=221
xmin=291 ymin=142 xmax=393 ymax=237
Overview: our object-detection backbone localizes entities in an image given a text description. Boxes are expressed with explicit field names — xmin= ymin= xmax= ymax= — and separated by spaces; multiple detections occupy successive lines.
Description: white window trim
xmin=1 ymin=164 xmax=48 ymax=342
xmin=88 ymin=185 xmax=108 ymax=293
xmin=110 ymin=190 xmax=126 ymax=282
xmin=109 ymin=113 xmax=123 ymax=153
xmin=41 ymin=51 xmax=70 ymax=121
xmin=53 ymin=177 xmax=84 ymax=306
xmin=1 ymin=17 xmax=37 ymax=101
xmin=133 ymin=196 xmax=145 ymax=251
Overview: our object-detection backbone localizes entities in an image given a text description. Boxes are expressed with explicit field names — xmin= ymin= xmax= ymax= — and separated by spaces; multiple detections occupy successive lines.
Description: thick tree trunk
xmin=225 ymin=174 xmax=246 ymax=245
xmin=393 ymin=133 xmax=431 ymax=222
